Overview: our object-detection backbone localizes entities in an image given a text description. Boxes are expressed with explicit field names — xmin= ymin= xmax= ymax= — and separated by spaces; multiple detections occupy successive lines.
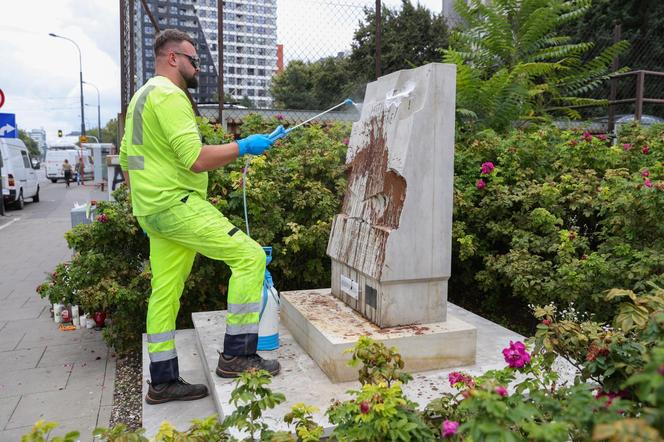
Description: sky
xmin=0 ymin=0 xmax=443 ymax=145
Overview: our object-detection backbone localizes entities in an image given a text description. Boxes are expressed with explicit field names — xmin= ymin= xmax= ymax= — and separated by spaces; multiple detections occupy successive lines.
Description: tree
xmin=239 ymin=95 xmax=255 ymax=108
xmin=100 ymin=118 xmax=119 ymax=146
xmin=270 ymin=0 xmax=450 ymax=110
xmin=270 ymin=57 xmax=355 ymax=110
xmin=445 ymin=0 xmax=629 ymax=132
xmin=560 ymin=0 xmax=664 ymax=72
xmin=18 ymin=129 xmax=41 ymax=157
xmin=349 ymin=0 xmax=450 ymax=83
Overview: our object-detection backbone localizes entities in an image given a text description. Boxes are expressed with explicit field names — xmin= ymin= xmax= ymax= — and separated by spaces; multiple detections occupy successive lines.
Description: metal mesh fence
xmin=121 ymin=3 xmax=664 ymax=134
xmin=573 ymin=23 xmax=664 ymax=130
xmin=121 ymin=0 xmax=412 ymax=128
xmin=611 ymin=32 xmax=664 ymax=122
xmin=199 ymin=0 xmax=390 ymax=127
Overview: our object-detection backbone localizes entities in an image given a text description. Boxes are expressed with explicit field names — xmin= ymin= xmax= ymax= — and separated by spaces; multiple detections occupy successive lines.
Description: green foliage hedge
xmin=450 ymin=123 xmax=664 ymax=333
xmin=37 ymin=117 xmax=663 ymax=351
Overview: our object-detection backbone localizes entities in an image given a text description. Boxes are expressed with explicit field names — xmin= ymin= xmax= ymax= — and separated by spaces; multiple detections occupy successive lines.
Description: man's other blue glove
xmin=268 ymin=125 xmax=286 ymax=142
xmin=236 ymin=134 xmax=274 ymax=156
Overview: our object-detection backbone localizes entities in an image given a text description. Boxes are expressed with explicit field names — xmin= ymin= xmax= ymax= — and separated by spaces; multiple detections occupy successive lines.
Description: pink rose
xmin=542 ymin=319 xmax=551 ymax=326
xmin=97 ymin=214 xmax=109 ymax=223
xmin=594 ymin=390 xmax=628 ymax=407
xmin=476 ymin=179 xmax=486 ymax=190
xmin=480 ymin=162 xmax=495 ymax=175
xmin=275 ymin=114 xmax=284 ymax=121
xmin=597 ymin=134 xmax=608 ymax=141
xmin=582 ymin=131 xmax=593 ymax=142
xmin=642 ymin=169 xmax=650 ymax=177
xmin=441 ymin=420 xmax=459 ymax=438
xmin=623 ymin=143 xmax=632 ymax=151
xmin=642 ymin=145 xmax=650 ymax=155
xmin=448 ymin=371 xmax=474 ymax=388
xmin=495 ymin=386 xmax=508 ymax=397
xmin=644 ymin=179 xmax=653 ymax=188
xmin=343 ymin=138 xmax=349 ymax=146
xmin=502 ymin=341 xmax=531 ymax=369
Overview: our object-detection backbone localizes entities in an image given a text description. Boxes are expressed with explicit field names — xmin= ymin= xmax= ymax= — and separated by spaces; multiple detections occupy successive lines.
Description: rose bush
xmin=451 ymin=122 xmax=664 ymax=333
xmin=37 ymin=115 xmax=662 ymax=353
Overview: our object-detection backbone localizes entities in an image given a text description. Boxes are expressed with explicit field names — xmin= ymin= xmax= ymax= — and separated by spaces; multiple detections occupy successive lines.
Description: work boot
xmin=215 ymin=353 xmax=281 ymax=378
xmin=145 ymin=377 xmax=209 ymax=405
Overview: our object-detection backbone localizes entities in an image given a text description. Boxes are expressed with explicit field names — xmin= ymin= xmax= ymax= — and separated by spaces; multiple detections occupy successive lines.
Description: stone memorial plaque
xmin=327 ymin=63 xmax=456 ymax=327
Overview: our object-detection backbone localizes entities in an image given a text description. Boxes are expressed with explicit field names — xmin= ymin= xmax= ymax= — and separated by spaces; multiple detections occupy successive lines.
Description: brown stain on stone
xmin=336 ymin=108 xmax=407 ymax=279
xmin=343 ymin=110 xmax=407 ymax=230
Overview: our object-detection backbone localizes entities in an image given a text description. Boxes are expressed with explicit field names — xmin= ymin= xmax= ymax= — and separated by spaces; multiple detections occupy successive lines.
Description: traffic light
xmin=57 ymin=129 xmax=63 ymax=137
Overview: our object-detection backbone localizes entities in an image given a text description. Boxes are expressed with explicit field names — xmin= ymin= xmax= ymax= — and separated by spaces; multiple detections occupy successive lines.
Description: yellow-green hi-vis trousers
xmin=138 ymin=193 xmax=266 ymax=385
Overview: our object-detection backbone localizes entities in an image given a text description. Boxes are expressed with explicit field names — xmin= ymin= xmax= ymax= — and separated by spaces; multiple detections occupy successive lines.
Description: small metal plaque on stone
xmin=340 ymin=275 xmax=359 ymax=300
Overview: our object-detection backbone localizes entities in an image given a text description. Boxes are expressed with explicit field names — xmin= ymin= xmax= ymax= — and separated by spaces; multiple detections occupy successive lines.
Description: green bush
xmin=38 ymin=116 xmax=348 ymax=353
xmin=37 ymin=118 xmax=663 ymax=350
xmin=37 ymin=189 xmax=151 ymax=353
xmin=450 ymin=123 xmax=664 ymax=333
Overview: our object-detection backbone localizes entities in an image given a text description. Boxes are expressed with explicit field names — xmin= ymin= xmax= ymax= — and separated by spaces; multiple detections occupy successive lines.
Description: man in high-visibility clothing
xmin=120 ymin=29 xmax=283 ymax=405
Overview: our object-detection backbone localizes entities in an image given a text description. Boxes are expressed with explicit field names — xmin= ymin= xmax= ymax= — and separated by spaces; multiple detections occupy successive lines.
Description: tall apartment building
xmin=28 ymin=128 xmax=47 ymax=148
xmin=200 ymin=0 xmax=278 ymax=108
xmin=134 ymin=0 xmax=278 ymax=108
xmin=29 ymin=128 xmax=48 ymax=158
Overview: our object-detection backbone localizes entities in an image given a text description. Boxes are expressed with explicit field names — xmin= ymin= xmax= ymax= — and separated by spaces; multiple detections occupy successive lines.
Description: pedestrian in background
xmin=62 ymin=159 xmax=72 ymax=188
xmin=75 ymin=158 xmax=83 ymax=186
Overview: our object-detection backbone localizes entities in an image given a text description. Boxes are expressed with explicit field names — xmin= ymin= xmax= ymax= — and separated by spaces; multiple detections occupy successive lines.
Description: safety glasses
xmin=173 ymin=51 xmax=200 ymax=70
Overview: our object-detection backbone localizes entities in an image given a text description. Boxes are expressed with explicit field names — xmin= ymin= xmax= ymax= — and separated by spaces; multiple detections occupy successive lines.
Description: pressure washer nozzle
xmin=344 ymin=98 xmax=355 ymax=106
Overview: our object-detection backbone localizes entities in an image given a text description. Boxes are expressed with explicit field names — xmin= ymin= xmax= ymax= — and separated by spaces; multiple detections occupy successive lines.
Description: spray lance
xmin=240 ymin=98 xmax=357 ymax=351
xmin=241 ymin=97 xmax=357 ymax=236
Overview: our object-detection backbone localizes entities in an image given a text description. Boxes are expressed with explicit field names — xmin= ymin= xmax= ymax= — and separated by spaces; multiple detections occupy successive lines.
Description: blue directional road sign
xmin=0 ymin=113 xmax=17 ymax=138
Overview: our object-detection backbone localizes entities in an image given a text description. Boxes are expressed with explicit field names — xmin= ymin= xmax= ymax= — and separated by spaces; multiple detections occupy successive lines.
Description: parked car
xmin=45 ymin=149 xmax=93 ymax=183
xmin=0 ymin=138 xmax=40 ymax=209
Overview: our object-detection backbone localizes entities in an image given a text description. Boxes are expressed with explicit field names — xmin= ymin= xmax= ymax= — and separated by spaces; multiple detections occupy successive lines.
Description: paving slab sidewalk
xmin=0 ymin=180 xmax=114 ymax=442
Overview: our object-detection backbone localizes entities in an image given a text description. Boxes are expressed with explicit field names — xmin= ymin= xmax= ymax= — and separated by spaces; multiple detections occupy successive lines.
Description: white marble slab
xmin=192 ymin=300 xmax=525 ymax=434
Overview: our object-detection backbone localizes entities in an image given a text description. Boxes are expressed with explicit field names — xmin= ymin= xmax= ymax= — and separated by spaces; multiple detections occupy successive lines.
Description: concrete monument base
xmin=281 ymin=289 xmax=476 ymax=382
xmin=188 ymin=301 xmax=521 ymax=436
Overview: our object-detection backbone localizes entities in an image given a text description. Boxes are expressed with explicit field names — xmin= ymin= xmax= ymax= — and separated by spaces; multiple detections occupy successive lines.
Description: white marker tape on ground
xmin=0 ymin=217 xmax=20 ymax=231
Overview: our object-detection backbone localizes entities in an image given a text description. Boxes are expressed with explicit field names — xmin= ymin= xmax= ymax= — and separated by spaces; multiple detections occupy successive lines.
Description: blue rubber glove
xmin=268 ymin=125 xmax=286 ymax=142
xmin=236 ymin=134 xmax=274 ymax=156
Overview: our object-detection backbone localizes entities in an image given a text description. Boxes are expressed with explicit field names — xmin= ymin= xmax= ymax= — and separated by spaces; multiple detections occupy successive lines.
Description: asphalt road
xmin=0 ymin=171 xmax=108 ymax=230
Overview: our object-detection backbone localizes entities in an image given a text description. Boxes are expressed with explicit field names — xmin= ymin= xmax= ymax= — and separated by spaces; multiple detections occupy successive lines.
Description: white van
xmin=45 ymin=149 xmax=93 ymax=183
xmin=0 ymin=138 xmax=40 ymax=209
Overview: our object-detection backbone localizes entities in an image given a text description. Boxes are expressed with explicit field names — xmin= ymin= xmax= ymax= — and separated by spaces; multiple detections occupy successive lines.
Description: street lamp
xmin=49 ymin=32 xmax=85 ymax=137
xmin=83 ymin=81 xmax=101 ymax=141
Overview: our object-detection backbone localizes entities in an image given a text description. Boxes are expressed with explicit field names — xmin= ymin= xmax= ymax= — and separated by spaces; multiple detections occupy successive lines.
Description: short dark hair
xmin=154 ymin=29 xmax=196 ymax=57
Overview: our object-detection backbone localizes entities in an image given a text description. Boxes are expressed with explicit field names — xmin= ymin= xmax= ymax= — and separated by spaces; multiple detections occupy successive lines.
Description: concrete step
xmin=141 ymin=329 xmax=216 ymax=438
xmin=192 ymin=291 xmax=526 ymax=435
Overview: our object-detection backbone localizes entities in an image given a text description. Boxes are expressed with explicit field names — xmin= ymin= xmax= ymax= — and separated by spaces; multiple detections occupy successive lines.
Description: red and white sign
xmin=0 ymin=89 xmax=5 ymax=109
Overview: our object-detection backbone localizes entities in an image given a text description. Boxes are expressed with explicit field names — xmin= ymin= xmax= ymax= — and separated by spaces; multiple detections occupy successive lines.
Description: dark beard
xmin=185 ymin=73 xmax=198 ymax=89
